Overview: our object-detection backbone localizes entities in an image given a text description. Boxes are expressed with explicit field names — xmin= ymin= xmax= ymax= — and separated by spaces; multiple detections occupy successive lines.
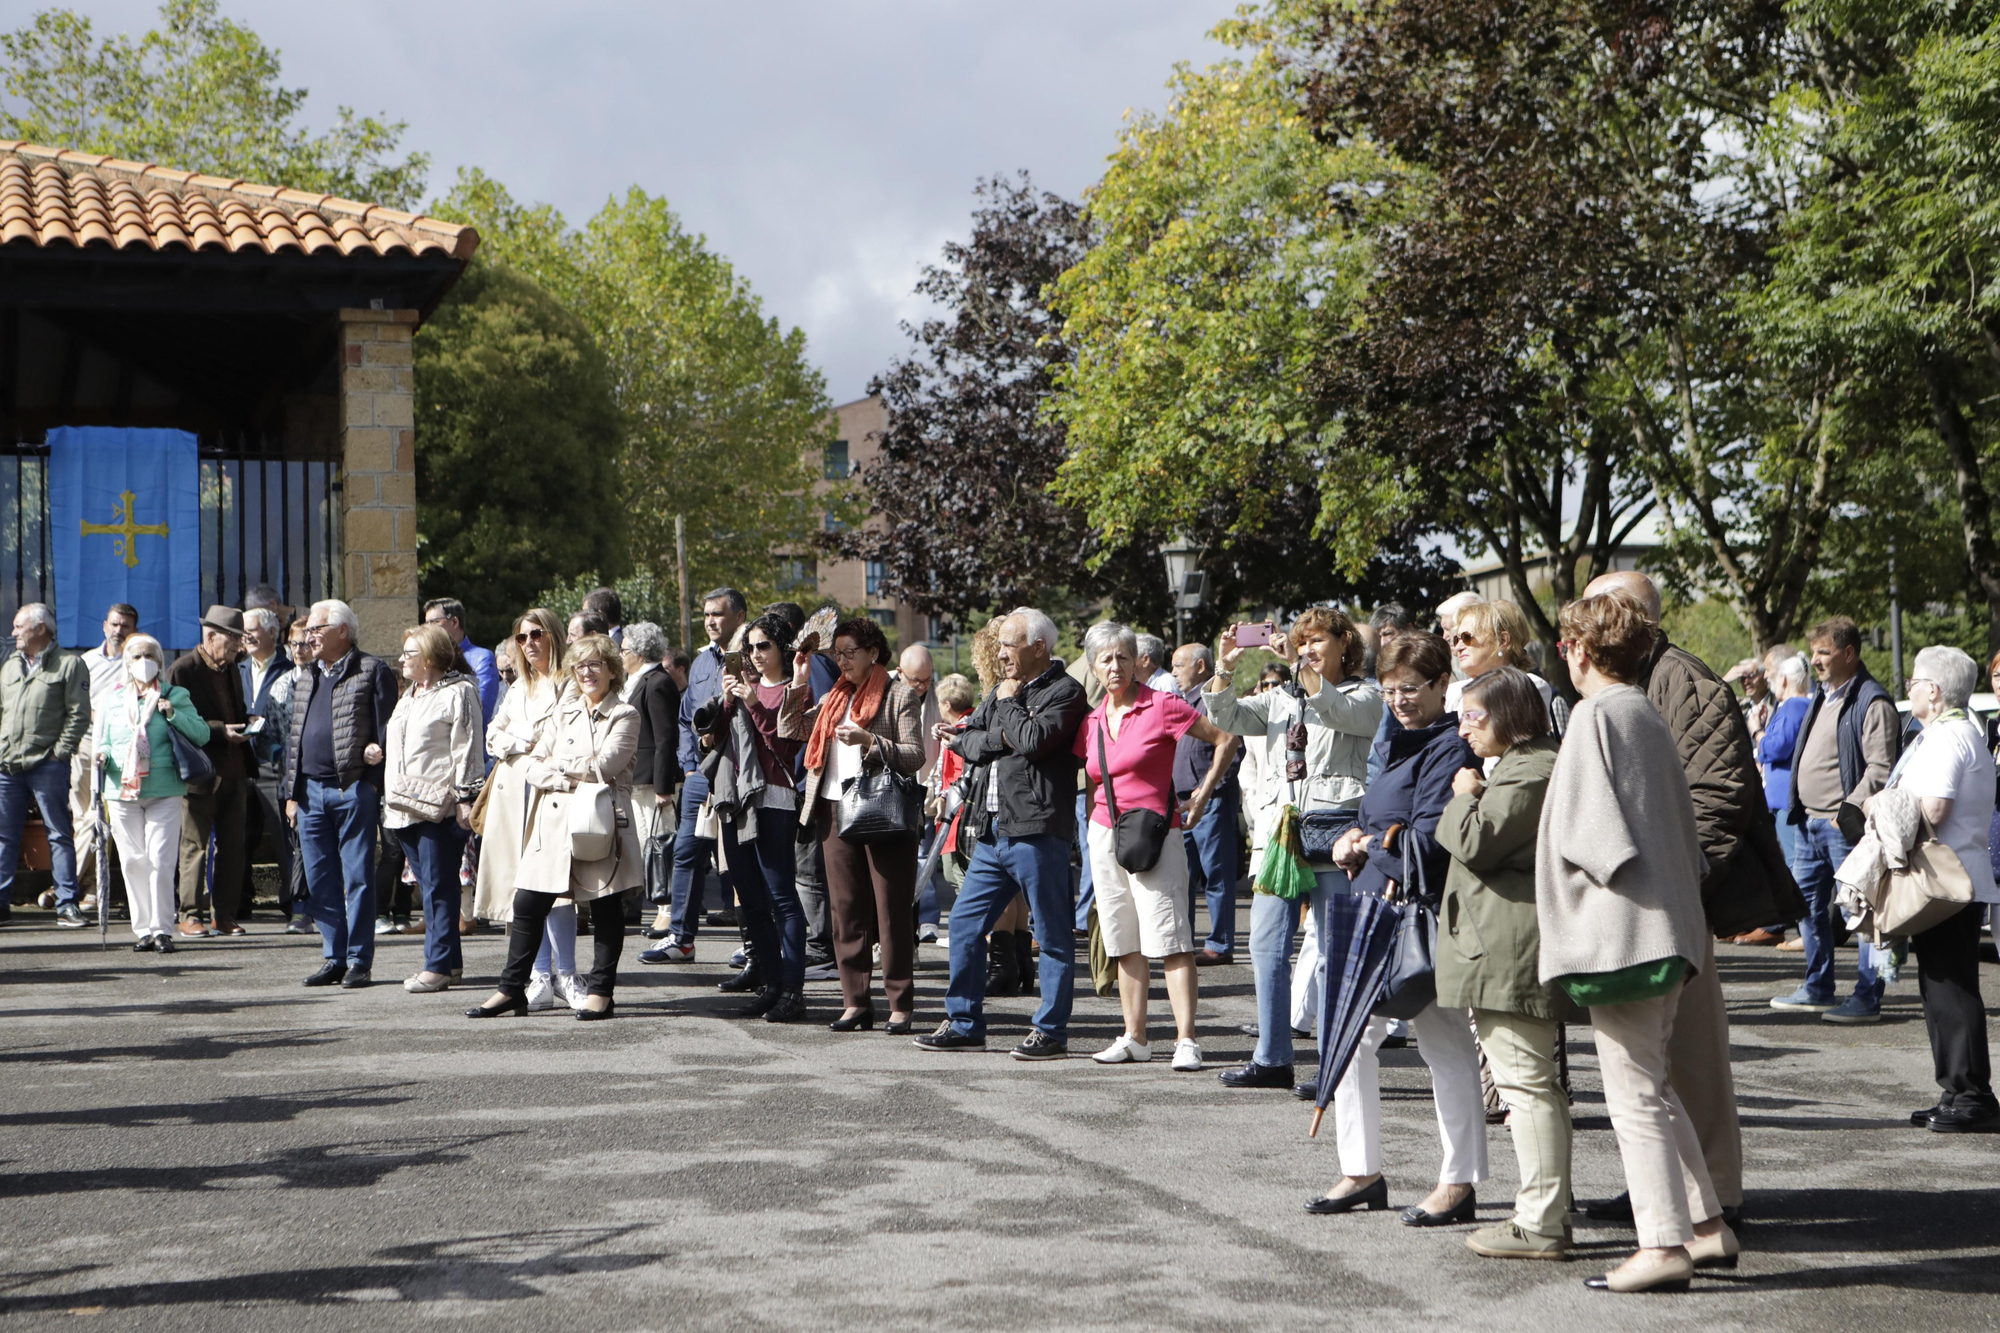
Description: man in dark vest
xmin=285 ymin=599 xmax=397 ymax=989
xmin=1776 ymin=614 xmax=1901 ymax=1023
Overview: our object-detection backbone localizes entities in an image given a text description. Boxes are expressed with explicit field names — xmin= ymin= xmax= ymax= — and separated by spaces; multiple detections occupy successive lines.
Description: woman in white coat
xmin=466 ymin=634 xmax=641 ymax=1020
xmin=473 ymin=607 xmax=578 ymax=1008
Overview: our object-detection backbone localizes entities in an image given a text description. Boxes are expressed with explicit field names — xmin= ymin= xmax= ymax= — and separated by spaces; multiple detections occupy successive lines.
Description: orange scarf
xmin=804 ymin=663 xmax=889 ymax=772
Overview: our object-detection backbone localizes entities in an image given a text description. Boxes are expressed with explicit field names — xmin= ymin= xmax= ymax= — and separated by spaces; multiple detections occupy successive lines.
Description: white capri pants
xmin=1334 ymin=1001 xmax=1489 ymax=1185
xmin=1087 ymin=820 xmax=1195 ymax=959
xmin=109 ymin=796 xmax=184 ymax=939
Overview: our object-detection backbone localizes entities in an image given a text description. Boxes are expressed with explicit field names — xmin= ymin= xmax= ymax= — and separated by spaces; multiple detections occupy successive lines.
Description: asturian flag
xmin=48 ymin=426 xmax=202 ymax=650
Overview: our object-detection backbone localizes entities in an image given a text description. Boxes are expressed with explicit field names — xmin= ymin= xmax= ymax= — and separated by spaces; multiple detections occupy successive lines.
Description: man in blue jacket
xmin=649 ymin=587 xmax=744 ymax=958
xmin=423 ymin=599 xmax=499 ymax=751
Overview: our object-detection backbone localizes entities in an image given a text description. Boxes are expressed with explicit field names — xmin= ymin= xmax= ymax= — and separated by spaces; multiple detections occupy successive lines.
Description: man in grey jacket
xmin=0 ymin=604 xmax=92 ymax=926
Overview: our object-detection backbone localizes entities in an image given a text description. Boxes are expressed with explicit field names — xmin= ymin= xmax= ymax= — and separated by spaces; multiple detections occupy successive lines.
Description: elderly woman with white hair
xmin=620 ymin=621 xmax=681 ymax=935
xmin=1892 ymin=645 xmax=1999 ymax=1133
xmin=1074 ymin=621 xmax=1236 ymax=1070
xmin=95 ymin=634 xmax=211 ymax=952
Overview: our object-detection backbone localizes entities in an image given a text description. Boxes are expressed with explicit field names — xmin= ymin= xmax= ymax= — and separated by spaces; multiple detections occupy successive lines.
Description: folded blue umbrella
xmin=1310 ymin=891 xmax=1401 ymax=1136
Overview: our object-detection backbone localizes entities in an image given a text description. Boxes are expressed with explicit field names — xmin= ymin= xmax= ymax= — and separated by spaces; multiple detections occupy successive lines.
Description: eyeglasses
xmin=832 ymin=647 xmax=869 ymax=663
xmin=573 ymin=660 xmax=606 ymax=674
xmin=1380 ymin=685 xmax=1431 ymax=701
xmin=302 ymin=623 xmax=332 ymax=637
xmin=1556 ymin=639 xmax=1577 ymax=658
xmin=396 ymin=650 xmax=418 ymax=661
xmin=1460 ymin=707 xmax=1490 ymax=726
xmin=514 ymin=627 xmax=547 ymax=644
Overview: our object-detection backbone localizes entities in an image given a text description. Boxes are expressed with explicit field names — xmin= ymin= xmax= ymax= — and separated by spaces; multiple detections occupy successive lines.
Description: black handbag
xmin=1299 ymin=809 xmax=1354 ymax=861
xmin=1097 ymin=717 xmax=1169 ymax=873
xmin=166 ymin=721 xmax=217 ymax=795
xmin=1372 ymin=822 xmax=1439 ymax=1019
xmin=835 ymin=767 xmax=924 ymax=844
xmin=642 ymin=830 xmax=673 ymax=906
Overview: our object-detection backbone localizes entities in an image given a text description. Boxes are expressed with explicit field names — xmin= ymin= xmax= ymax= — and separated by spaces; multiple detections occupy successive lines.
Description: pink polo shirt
xmin=1076 ymin=684 xmax=1201 ymax=828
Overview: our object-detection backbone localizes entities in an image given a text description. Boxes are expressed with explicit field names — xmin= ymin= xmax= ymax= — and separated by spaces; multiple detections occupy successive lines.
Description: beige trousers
xmin=1591 ymin=985 xmax=1722 ymax=1249
xmin=1665 ymin=932 xmax=1743 ymax=1208
xmin=1473 ymin=1009 xmax=1571 ymax=1239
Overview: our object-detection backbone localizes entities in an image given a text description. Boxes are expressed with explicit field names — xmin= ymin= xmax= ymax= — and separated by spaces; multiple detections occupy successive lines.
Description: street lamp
xmin=1161 ymin=532 xmax=1206 ymax=648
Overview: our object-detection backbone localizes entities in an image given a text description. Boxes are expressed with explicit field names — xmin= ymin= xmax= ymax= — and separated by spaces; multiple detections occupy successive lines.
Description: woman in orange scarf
xmin=781 ymin=617 xmax=926 ymax=1032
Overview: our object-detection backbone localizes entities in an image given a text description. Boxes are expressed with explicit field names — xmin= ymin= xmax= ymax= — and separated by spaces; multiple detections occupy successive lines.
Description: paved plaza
xmin=1 ymin=912 xmax=1996 ymax=1332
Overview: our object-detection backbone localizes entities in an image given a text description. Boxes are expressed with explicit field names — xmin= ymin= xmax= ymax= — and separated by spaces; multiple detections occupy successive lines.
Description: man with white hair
xmin=0 ymin=603 xmax=92 ymax=927
xmin=916 ymin=607 xmax=1088 ymax=1060
xmin=284 ymin=599 xmax=398 ymax=988
xmin=1136 ymin=633 xmax=1175 ymax=692
xmin=1434 ymin=591 xmax=1483 ymax=642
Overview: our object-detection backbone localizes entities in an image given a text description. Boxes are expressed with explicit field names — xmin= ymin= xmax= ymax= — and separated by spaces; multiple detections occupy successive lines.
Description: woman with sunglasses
xmin=473 ymin=607 xmax=583 ymax=1010
xmin=713 ymin=613 xmax=811 ymax=1023
xmin=1445 ymin=599 xmax=1568 ymax=737
xmin=1313 ymin=633 xmax=1487 ymax=1225
xmin=466 ymin=634 xmax=640 ymax=1020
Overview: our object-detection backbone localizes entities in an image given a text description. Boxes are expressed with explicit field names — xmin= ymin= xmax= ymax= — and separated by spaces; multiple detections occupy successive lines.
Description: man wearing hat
xmin=167 ymin=606 xmax=256 ymax=936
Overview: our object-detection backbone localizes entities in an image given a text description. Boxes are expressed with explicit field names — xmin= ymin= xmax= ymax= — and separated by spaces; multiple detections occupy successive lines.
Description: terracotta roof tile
xmin=0 ymin=140 xmax=479 ymax=261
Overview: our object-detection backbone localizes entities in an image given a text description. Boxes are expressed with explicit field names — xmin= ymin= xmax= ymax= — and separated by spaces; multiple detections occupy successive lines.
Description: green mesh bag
xmin=1254 ymin=804 xmax=1315 ymax=901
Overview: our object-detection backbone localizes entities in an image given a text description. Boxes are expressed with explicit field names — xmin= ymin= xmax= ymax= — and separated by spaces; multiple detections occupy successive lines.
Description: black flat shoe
xmin=830 ymin=1007 xmax=875 ymax=1032
xmin=1306 ymin=1178 xmax=1389 ymax=1214
xmin=885 ymin=1015 xmax=913 ymax=1035
xmin=575 ymin=998 xmax=616 ymax=1022
xmin=465 ymin=996 xmax=528 ymax=1018
xmin=1401 ymin=1190 xmax=1476 ymax=1227
xmin=764 ymin=990 xmax=807 ymax=1023
xmin=1912 ymin=1103 xmax=1944 ymax=1126
xmin=1218 ymin=1061 xmax=1294 ymax=1089
xmin=132 ymin=936 xmax=155 ymax=953
xmin=717 ymin=965 xmax=759 ymax=993
xmin=743 ymin=985 xmax=782 ymax=1017
xmin=303 ymin=961 xmax=347 ymax=988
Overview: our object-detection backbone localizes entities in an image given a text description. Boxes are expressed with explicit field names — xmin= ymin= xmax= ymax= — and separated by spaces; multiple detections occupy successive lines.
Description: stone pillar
xmin=338 ymin=308 xmax=420 ymax=655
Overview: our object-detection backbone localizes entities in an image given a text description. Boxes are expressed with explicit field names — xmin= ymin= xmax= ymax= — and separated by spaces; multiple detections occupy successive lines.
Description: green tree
xmin=439 ymin=170 xmax=848 ymax=612
xmin=0 ymin=0 xmax=426 ymax=206
xmin=413 ymin=263 xmax=626 ymax=648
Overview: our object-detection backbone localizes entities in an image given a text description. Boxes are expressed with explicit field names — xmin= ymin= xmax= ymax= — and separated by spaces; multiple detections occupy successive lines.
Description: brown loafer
xmin=216 ymin=922 xmax=247 ymax=937
xmin=176 ymin=921 xmax=212 ymax=938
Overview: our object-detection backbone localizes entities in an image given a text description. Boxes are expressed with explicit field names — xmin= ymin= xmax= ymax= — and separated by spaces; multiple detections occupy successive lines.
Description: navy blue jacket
xmin=677 ymin=643 xmax=727 ymax=774
xmin=1785 ymin=667 xmax=1899 ymax=825
xmin=1352 ymin=714 xmax=1477 ymax=901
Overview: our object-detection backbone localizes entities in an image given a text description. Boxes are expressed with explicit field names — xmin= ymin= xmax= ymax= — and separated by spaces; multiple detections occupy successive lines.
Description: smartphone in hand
xmin=1235 ymin=622 xmax=1273 ymax=648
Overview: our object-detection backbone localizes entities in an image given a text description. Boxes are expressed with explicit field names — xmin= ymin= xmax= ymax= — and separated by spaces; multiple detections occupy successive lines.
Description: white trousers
xmin=1290 ymin=906 xmax=1322 ymax=1032
xmin=1334 ymin=1001 xmax=1489 ymax=1184
xmin=1590 ymin=987 xmax=1721 ymax=1249
xmin=109 ymin=796 xmax=183 ymax=938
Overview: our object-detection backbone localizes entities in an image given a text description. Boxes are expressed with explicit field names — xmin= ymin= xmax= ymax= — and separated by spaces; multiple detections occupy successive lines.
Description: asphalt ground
xmin=1 ymin=903 xmax=1997 ymax=1333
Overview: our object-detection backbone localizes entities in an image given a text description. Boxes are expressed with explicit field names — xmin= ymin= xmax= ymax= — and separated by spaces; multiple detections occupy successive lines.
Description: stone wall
xmin=339 ymin=308 xmax=420 ymax=654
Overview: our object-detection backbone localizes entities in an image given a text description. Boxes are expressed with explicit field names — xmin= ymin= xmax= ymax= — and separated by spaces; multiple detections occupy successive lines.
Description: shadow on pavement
xmin=0 ymin=1082 xmax=416 ymax=1129
xmin=0 ymin=1132 xmax=515 ymax=1200
xmin=0 ymin=1028 xmax=342 ymax=1065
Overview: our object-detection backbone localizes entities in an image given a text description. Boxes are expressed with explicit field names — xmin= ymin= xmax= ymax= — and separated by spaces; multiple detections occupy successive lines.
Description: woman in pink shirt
xmin=1076 ymin=621 xmax=1237 ymax=1070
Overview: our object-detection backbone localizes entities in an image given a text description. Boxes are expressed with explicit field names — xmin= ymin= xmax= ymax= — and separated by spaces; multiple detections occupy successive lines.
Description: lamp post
xmin=1161 ymin=532 xmax=1202 ymax=649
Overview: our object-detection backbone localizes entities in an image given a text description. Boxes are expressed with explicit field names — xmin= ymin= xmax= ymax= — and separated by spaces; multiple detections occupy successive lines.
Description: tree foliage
xmin=413 ymin=263 xmax=626 ymax=647
xmin=0 ymin=0 xmax=426 ymax=206
xmin=439 ymin=170 xmax=848 ymax=615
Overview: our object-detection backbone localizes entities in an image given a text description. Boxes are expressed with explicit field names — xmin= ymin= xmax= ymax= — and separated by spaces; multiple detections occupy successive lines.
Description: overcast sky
xmin=79 ymin=1 xmax=1236 ymax=402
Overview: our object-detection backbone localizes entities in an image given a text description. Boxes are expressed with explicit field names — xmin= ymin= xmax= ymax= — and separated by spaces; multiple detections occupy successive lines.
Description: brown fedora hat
xmin=199 ymin=605 xmax=245 ymax=637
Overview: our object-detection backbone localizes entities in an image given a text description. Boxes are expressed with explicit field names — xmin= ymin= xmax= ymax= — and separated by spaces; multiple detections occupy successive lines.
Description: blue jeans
xmin=1182 ymin=784 xmax=1239 ymax=955
xmin=1791 ymin=815 xmax=1883 ymax=1005
xmin=1072 ymin=791 xmax=1094 ymax=931
xmin=1249 ymin=866 xmax=1347 ymax=1068
xmin=298 ymin=778 xmax=378 ymax=968
xmin=945 ymin=832 xmax=1076 ymax=1040
xmin=534 ymin=904 xmax=576 ymax=975
xmin=721 ymin=806 xmax=804 ymax=990
xmin=0 ymin=758 xmax=78 ymax=907
xmin=670 ymin=772 xmax=732 ymax=940
xmin=397 ymin=818 xmax=469 ymax=974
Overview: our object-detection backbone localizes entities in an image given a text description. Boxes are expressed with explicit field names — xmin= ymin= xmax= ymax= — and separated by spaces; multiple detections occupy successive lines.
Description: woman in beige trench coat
xmin=467 ymin=634 xmax=640 ymax=1021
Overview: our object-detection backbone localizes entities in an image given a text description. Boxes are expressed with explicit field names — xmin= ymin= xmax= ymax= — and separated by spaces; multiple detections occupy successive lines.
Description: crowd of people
xmin=2 ymin=572 xmax=1994 ymax=1296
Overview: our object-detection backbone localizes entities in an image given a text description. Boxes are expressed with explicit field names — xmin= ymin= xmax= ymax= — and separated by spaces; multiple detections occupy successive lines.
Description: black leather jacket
xmin=950 ymin=660 xmax=1088 ymax=842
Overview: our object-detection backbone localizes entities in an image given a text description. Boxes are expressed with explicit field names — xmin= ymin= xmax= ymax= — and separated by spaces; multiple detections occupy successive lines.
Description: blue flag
xmin=49 ymin=427 xmax=202 ymax=650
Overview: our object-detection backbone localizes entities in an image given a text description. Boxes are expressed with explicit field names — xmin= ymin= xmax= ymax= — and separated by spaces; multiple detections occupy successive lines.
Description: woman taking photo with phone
xmin=474 ymin=607 xmax=582 ymax=1009
xmin=1207 ymin=609 xmax=1381 ymax=1091
xmin=466 ymin=634 xmax=640 ymax=1020
xmin=385 ymin=625 xmax=485 ymax=994
xmin=781 ymin=617 xmax=926 ymax=1033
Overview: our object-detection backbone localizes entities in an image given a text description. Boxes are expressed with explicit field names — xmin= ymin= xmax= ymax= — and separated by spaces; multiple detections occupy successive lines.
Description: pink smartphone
xmin=1235 ymin=623 xmax=1273 ymax=648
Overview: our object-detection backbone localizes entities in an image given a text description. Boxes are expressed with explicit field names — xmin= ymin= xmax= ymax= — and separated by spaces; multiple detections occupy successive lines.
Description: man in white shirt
xmin=1136 ymin=633 xmax=1176 ymax=693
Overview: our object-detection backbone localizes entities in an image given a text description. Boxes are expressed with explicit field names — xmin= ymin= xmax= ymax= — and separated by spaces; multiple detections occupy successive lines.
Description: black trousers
xmin=498 ymin=890 xmax=626 ymax=999
xmin=1914 ymin=903 xmax=1995 ymax=1110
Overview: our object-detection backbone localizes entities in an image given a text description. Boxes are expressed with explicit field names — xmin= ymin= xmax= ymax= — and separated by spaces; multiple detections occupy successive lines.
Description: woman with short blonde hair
xmin=1449 ymin=598 xmax=1567 ymax=734
xmin=386 ymin=623 xmax=485 ymax=994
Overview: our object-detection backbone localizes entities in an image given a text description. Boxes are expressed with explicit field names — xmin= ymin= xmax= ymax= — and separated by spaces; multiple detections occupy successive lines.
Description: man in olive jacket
xmin=0 ymin=604 xmax=92 ymax=926
xmin=1584 ymin=571 xmax=1803 ymax=1223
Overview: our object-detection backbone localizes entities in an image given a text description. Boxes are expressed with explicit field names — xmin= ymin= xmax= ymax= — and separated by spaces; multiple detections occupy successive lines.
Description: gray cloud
xmin=82 ymin=0 xmax=1234 ymax=400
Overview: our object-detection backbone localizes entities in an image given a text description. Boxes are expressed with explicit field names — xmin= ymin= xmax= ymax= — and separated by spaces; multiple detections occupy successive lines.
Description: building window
xmin=869 ymin=609 xmax=897 ymax=632
xmin=777 ymin=557 xmax=816 ymax=592
xmin=865 ymin=559 xmax=885 ymax=596
xmin=824 ymin=440 xmax=850 ymax=480
xmin=824 ymin=508 xmax=844 ymax=534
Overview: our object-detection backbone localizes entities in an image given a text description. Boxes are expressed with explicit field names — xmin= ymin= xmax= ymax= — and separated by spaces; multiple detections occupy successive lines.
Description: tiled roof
xmin=0 ymin=141 xmax=478 ymax=261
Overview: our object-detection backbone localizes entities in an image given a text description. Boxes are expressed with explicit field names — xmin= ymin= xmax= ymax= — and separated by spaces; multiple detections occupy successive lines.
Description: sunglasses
xmin=514 ymin=627 xmax=547 ymax=644
xmin=747 ymin=639 xmax=779 ymax=653
xmin=1450 ymin=630 xmax=1481 ymax=648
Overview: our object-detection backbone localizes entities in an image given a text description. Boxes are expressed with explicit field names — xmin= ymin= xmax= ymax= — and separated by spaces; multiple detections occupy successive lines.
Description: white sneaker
xmin=917 ymin=925 xmax=938 ymax=944
xmin=729 ymin=948 xmax=749 ymax=968
xmin=1092 ymin=1035 xmax=1152 ymax=1064
xmin=553 ymin=970 xmax=584 ymax=1010
xmin=1171 ymin=1038 xmax=1203 ymax=1071
xmin=525 ymin=971 xmax=555 ymax=1011
xmin=663 ymin=940 xmax=695 ymax=962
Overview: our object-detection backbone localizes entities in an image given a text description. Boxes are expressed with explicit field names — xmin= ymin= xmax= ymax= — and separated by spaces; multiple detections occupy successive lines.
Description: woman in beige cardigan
xmin=1540 ymin=592 xmax=1739 ymax=1293
xmin=781 ymin=617 xmax=925 ymax=1032
xmin=466 ymin=635 xmax=641 ymax=1021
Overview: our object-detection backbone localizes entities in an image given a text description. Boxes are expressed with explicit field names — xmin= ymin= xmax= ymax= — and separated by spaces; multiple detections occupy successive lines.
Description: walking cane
xmin=93 ymin=754 xmax=108 ymax=950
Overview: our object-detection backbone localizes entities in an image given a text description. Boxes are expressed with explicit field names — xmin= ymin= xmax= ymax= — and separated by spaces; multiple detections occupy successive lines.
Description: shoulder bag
xmin=835 ymin=763 xmax=925 ymax=844
xmin=166 ymin=719 xmax=216 ymax=795
xmin=1098 ymin=714 xmax=1169 ymax=873
xmin=1372 ymin=822 xmax=1439 ymax=1020
xmin=1874 ymin=835 xmax=1975 ymax=938
xmin=388 ymin=774 xmax=455 ymax=824
xmin=567 ymin=707 xmax=622 ymax=863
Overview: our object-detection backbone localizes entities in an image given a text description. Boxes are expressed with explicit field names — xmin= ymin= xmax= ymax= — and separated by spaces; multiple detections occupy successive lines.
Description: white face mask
xmin=128 ymin=657 xmax=161 ymax=684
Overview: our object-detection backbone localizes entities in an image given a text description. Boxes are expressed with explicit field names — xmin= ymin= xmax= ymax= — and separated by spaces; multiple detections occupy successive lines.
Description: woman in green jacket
xmin=1434 ymin=667 xmax=1575 ymax=1261
xmin=95 ymin=634 xmax=211 ymax=953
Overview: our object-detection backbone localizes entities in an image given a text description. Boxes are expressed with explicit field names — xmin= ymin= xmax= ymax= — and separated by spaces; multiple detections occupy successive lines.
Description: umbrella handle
xmin=1309 ymin=1105 xmax=1325 ymax=1138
